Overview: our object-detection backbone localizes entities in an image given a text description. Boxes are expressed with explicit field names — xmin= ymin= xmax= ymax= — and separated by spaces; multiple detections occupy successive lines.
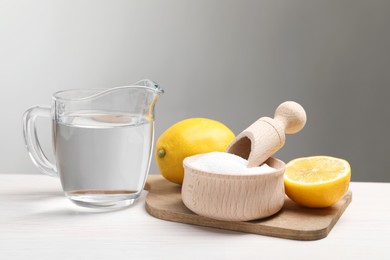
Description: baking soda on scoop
xmin=190 ymin=152 xmax=275 ymax=174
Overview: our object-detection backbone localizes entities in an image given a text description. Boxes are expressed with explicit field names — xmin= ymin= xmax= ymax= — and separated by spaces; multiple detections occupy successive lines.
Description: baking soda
xmin=190 ymin=152 xmax=275 ymax=174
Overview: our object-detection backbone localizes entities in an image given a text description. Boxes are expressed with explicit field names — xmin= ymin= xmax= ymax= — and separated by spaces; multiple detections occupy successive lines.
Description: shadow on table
xmin=26 ymin=193 xmax=145 ymax=218
xmin=3 ymin=190 xmax=64 ymax=201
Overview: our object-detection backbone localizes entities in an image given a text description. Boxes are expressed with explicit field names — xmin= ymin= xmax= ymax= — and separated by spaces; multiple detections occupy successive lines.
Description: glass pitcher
xmin=23 ymin=79 xmax=163 ymax=209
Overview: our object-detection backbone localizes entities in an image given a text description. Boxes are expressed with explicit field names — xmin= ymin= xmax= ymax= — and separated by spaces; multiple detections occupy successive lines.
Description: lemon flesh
xmin=284 ymin=156 xmax=351 ymax=208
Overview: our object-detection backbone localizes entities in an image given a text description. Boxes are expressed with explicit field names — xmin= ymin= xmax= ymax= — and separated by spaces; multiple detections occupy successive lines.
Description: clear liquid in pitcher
xmin=53 ymin=112 xmax=153 ymax=208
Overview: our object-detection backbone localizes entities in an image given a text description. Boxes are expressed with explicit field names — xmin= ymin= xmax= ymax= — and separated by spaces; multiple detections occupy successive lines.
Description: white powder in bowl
xmin=190 ymin=152 xmax=275 ymax=174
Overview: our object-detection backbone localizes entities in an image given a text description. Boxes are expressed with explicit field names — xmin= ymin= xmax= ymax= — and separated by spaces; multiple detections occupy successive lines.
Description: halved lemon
xmin=284 ymin=156 xmax=351 ymax=208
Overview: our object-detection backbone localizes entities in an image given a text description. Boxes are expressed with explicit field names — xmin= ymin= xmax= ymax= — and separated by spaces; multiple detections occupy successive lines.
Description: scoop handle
xmin=226 ymin=101 xmax=306 ymax=167
xmin=274 ymin=101 xmax=306 ymax=134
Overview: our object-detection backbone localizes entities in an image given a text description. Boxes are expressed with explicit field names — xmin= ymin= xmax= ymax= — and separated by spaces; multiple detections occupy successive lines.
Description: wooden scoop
xmin=226 ymin=101 xmax=307 ymax=167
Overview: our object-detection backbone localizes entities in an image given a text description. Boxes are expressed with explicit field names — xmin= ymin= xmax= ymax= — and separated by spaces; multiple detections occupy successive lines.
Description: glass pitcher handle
xmin=23 ymin=105 xmax=58 ymax=177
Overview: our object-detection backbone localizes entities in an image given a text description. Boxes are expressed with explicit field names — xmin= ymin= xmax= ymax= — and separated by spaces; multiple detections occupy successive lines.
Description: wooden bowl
xmin=182 ymin=154 xmax=286 ymax=221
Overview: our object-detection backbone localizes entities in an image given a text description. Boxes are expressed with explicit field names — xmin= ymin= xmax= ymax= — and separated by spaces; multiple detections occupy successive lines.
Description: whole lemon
xmin=155 ymin=118 xmax=235 ymax=185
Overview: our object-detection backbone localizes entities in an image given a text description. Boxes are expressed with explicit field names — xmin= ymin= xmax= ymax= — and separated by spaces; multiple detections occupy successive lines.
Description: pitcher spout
xmin=133 ymin=79 xmax=164 ymax=96
xmin=52 ymin=79 xmax=163 ymax=124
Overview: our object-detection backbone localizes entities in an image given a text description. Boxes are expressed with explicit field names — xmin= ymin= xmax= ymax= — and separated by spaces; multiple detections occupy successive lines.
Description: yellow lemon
xmin=284 ymin=156 xmax=351 ymax=208
xmin=155 ymin=118 xmax=235 ymax=185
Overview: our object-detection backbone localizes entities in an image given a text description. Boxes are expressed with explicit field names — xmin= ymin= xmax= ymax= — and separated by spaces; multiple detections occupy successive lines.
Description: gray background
xmin=1 ymin=0 xmax=389 ymax=182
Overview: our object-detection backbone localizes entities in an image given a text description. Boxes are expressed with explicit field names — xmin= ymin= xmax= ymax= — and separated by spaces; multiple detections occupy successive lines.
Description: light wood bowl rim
xmin=183 ymin=153 xmax=285 ymax=179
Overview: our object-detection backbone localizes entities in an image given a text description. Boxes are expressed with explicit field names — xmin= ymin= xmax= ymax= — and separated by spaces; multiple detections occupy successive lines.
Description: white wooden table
xmin=0 ymin=174 xmax=389 ymax=260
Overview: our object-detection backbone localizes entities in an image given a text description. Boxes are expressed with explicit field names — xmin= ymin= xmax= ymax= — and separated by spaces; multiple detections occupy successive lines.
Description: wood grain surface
xmin=181 ymin=156 xmax=285 ymax=221
xmin=226 ymin=101 xmax=306 ymax=167
xmin=145 ymin=175 xmax=352 ymax=241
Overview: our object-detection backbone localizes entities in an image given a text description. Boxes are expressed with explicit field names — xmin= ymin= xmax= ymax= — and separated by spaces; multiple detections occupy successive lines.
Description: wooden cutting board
xmin=144 ymin=175 xmax=352 ymax=241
